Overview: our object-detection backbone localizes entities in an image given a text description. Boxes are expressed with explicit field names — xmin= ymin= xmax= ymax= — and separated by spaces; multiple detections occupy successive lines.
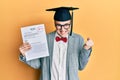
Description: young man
xmin=19 ymin=7 xmax=94 ymax=80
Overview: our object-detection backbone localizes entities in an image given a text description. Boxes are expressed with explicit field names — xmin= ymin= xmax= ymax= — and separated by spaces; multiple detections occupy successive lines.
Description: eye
xmin=55 ymin=24 xmax=61 ymax=27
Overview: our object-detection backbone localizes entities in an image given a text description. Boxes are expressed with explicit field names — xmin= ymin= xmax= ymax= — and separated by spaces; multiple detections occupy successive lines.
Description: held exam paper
xmin=21 ymin=24 xmax=49 ymax=61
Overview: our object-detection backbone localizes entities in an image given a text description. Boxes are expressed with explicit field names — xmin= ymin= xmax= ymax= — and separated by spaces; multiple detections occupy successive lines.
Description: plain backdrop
xmin=0 ymin=0 xmax=119 ymax=80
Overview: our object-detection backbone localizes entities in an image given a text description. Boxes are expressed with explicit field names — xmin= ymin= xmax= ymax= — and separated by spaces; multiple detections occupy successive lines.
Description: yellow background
xmin=0 ymin=0 xmax=119 ymax=80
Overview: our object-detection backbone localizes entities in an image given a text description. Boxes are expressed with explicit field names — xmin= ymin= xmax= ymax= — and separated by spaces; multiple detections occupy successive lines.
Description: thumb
xmin=87 ymin=37 xmax=90 ymax=41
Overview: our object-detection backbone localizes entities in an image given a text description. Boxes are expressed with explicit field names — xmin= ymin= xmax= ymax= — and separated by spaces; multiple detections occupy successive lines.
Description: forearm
xmin=19 ymin=54 xmax=41 ymax=69
xmin=79 ymin=48 xmax=92 ymax=70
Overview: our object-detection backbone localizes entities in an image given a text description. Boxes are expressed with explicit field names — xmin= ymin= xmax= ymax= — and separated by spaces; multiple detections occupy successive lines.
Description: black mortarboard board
xmin=46 ymin=6 xmax=79 ymax=36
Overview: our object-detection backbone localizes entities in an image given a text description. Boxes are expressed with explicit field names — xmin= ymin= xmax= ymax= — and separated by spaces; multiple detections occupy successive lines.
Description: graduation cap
xmin=46 ymin=6 xmax=79 ymax=36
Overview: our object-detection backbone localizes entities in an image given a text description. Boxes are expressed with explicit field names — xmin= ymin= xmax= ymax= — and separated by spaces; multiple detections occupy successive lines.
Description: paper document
xmin=21 ymin=24 xmax=49 ymax=61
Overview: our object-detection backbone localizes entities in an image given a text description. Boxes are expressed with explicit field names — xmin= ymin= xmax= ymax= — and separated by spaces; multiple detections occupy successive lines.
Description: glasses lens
xmin=64 ymin=24 xmax=70 ymax=28
xmin=55 ymin=24 xmax=70 ymax=29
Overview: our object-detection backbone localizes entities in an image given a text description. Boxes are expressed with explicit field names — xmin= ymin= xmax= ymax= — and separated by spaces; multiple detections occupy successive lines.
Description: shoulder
xmin=46 ymin=31 xmax=56 ymax=41
xmin=72 ymin=32 xmax=84 ymax=40
xmin=47 ymin=31 xmax=56 ymax=37
xmin=72 ymin=32 xmax=85 ymax=46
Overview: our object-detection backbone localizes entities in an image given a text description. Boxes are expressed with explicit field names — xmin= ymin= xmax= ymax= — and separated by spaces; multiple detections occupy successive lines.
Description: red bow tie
xmin=55 ymin=36 xmax=67 ymax=42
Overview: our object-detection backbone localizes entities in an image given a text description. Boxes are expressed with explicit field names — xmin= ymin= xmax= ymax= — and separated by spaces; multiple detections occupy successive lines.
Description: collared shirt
xmin=19 ymin=31 xmax=92 ymax=80
xmin=51 ymin=33 xmax=68 ymax=80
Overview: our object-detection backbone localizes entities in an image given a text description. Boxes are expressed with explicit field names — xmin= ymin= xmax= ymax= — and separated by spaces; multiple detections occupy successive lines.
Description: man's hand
xmin=84 ymin=38 xmax=94 ymax=50
xmin=19 ymin=42 xmax=31 ymax=56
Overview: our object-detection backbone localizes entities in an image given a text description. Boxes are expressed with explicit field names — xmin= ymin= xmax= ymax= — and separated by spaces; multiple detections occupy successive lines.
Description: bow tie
xmin=55 ymin=36 xmax=67 ymax=42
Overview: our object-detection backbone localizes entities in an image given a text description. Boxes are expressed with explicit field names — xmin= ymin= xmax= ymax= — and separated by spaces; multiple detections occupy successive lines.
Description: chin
xmin=60 ymin=33 xmax=68 ymax=37
xmin=57 ymin=31 xmax=69 ymax=37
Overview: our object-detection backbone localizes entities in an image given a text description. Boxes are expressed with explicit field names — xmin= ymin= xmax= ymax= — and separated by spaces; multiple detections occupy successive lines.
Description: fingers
xmin=22 ymin=43 xmax=31 ymax=49
xmin=87 ymin=37 xmax=90 ymax=41
xmin=84 ymin=38 xmax=94 ymax=50
xmin=19 ymin=42 xmax=31 ymax=56
xmin=86 ymin=38 xmax=94 ymax=47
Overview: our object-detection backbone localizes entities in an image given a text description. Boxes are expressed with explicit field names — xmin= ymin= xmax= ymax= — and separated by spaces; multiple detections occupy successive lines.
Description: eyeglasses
xmin=55 ymin=23 xmax=71 ymax=29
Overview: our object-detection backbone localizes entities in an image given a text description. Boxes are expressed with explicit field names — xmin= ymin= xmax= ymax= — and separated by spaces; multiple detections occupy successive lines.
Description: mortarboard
xmin=46 ymin=6 xmax=79 ymax=36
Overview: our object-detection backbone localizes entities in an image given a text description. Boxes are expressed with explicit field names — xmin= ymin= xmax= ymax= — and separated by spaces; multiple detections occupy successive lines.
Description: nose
xmin=60 ymin=26 xmax=65 ymax=31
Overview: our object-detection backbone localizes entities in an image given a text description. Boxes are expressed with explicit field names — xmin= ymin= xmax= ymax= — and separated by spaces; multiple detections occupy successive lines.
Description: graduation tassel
xmin=70 ymin=9 xmax=73 ymax=36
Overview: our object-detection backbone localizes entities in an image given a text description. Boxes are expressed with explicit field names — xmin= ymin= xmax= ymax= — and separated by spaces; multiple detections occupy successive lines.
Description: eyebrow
xmin=55 ymin=23 xmax=71 ymax=25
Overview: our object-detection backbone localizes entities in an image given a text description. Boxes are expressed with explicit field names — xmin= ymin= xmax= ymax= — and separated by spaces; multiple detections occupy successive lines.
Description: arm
xmin=19 ymin=42 xmax=41 ymax=69
xmin=19 ymin=54 xmax=41 ymax=69
xmin=78 ymin=37 xmax=93 ymax=70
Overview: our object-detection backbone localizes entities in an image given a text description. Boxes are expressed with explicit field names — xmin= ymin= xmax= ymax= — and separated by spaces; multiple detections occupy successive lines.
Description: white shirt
xmin=51 ymin=33 xmax=68 ymax=80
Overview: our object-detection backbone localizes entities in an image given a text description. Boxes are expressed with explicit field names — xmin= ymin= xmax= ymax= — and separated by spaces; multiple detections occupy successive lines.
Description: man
xmin=19 ymin=7 xmax=94 ymax=80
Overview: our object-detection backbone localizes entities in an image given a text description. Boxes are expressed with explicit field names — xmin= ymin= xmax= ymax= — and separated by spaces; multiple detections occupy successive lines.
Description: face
xmin=54 ymin=20 xmax=71 ymax=37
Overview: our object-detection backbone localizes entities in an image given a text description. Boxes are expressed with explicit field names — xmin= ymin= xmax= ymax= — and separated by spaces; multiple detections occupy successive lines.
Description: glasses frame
xmin=55 ymin=23 xmax=71 ymax=29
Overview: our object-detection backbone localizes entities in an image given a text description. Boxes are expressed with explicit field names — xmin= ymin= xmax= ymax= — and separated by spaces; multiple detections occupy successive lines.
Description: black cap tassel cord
xmin=70 ymin=10 xmax=73 ymax=36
